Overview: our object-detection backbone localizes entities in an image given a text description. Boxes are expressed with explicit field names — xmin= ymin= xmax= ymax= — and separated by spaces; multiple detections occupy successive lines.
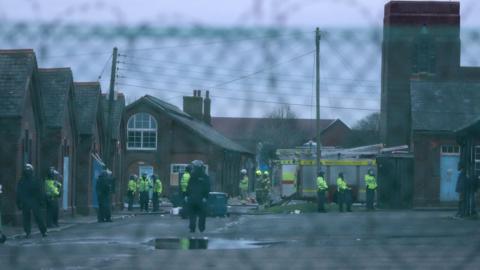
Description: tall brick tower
xmin=380 ymin=1 xmax=461 ymax=147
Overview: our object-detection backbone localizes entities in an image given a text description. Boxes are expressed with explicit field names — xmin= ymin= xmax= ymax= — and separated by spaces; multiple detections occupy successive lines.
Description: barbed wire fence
xmin=2 ymin=22 xmax=480 ymax=124
xmin=2 ymin=7 xmax=480 ymax=268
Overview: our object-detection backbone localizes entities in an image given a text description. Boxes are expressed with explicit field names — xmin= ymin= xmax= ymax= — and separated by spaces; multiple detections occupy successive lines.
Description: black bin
xmin=207 ymin=192 xmax=228 ymax=217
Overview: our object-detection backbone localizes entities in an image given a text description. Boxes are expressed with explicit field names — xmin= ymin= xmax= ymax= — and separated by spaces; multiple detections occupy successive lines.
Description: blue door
xmin=440 ymin=155 xmax=460 ymax=201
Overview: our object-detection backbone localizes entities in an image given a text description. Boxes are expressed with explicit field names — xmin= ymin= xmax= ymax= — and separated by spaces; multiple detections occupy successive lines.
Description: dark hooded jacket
xmin=186 ymin=170 xmax=210 ymax=204
xmin=16 ymin=171 xmax=43 ymax=209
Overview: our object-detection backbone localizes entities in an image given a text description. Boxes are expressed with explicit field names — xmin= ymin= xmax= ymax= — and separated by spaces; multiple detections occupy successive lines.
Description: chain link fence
xmin=1 ymin=19 xmax=480 ymax=269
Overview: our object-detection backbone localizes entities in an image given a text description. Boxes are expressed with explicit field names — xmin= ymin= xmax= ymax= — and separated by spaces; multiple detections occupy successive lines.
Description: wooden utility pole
xmin=315 ymin=28 xmax=322 ymax=172
xmin=105 ymin=47 xmax=118 ymax=168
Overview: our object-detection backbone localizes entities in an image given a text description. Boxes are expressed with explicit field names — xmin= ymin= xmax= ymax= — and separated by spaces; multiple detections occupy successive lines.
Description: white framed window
xmin=169 ymin=163 xmax=209 ymax=186
xmin=441 ymin=145 xmax=460 ymax=155
xmin=171 ymin=164 xmax=189 ymax=174
xmin=127 ymin=113 xmax=157 ymax=150
xmin=474 ymin=146 xmax=480 ymax=177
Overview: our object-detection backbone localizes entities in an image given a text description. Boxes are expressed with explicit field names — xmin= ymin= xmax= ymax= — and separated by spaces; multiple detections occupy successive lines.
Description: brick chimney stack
xmin=183 ymin=90 xmax=203 ymax=120
xmin=203 ymin=90 xmax=211 ymax=125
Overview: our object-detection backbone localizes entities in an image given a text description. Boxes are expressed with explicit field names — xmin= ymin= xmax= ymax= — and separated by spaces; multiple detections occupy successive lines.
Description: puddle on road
xmin=152 ymin=237 xmax=284 ymax=250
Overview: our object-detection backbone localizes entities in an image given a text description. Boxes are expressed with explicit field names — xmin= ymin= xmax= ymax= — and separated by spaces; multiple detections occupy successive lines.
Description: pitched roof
xmin=102 ymin=93 xmax=125 ymax=140
xmin=74 ymin=82 xmax=101 ymax=135
xmin=211 ymin=117 xmax=341 ymax=141
xmin=38 ymin=68 xmax=73 ymax=128
xmin=127 ymin=95 xmax=252 ymax=154
xmin=410 ymin=80 xmax=480 ymax=132
xmin=0 ymin=49 xmax=37 ymax=117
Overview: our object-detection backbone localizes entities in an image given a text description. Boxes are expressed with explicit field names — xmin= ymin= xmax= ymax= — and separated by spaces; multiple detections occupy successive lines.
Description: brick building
xmin=380 ymin=1 xmax=480 ymax=147
xmin=211 ymin=117 xmax=351 ymax=152
xmin=0 ymin=49 xmax=43 ymax=224
xmin=38 ymin=68 xmax=78 ymax=213
xmin=411 ymin=81 xmax=480 ymax=205
xmin=73 ymin=82 xmax=104 ymax=215
xmin=0 ymin=48 xmax=126 ymax=223
xmin=122 ymin=92 xmax=254 ymax=197
xmin=380 ymin=1 xmax=480 ymax=206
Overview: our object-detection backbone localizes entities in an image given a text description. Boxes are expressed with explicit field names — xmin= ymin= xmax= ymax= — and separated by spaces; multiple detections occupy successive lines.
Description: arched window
xmin=127 ymin=113 xmax=157 ymax=150
xmin=412 ymin=25 xmax=436 ymax=74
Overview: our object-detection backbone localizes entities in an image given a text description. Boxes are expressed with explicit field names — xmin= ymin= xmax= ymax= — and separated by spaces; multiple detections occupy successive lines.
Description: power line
xmin=117 ymin=82 xmax=474 ymax=116
xmin=116 ymin=82 xmax=380 ymax=112
xmin=211 ymin=49 xmax=315 ymax=88
xmin=117 ymin=56 xmax=382 ymax=84
xmin=97 ymin=53 xmax=113 ymax=81
xmin=120 ymin=31 xmax=314 ymax=52
xmin=116 ymin=76 xmax=381 ymax=101
xmin=118 ymin=61 xmax=319 ymax=81
xmin=116 ymin=74 xmax=381 ymax=95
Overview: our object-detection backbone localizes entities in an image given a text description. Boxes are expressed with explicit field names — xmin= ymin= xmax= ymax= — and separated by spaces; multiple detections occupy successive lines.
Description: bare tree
xmin=344 ymin=112 xmax=381 ymax=147
xmin=254 ymin=105 xmax=308 ymax=163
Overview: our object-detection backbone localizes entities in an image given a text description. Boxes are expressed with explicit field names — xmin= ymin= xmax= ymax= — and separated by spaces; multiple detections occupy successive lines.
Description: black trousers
xmin=338 ymin=190 xmax=352 ymax=212
xmin=180 ymin=192 xmax=189 ymax=219
xmin=22 ymin=204 xmax=46 ymax=235
xmin=188 ymin=202 xmax=207 ymax=233
xmin=97 ymin=195 xmax=111 ymax=222
xmin=127 ymin=191 xmax=134 ymax=211
xmin=46 ymin=198 xmax=59 ymax=227
xmin=255 ymin=189 xmax=264 ymax=205
xmin=152 ymin=192 xmax=160 ymax=212
xmin=317 ymin=190 xmax=326 ymax=212
xmin=464 ymin=190 xmax=477 ymax=217
xmin=366 ymin=189 xmax=375 ymax=210
xmin=140 ymin=192 xmax=149 ymax=211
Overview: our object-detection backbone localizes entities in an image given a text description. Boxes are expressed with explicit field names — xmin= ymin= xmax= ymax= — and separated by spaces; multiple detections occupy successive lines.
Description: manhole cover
xmin=152 ymin=237 xmax=284 ymax=250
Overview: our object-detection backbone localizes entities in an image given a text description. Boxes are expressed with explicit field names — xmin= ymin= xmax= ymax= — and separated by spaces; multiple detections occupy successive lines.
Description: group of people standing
xmin=316 ymin=169 xmax=377 ymax=213
xmin=126 ymin=173 xmax=163 ymax=212
xmin=254 ymin=170 xmax=271 ymax=206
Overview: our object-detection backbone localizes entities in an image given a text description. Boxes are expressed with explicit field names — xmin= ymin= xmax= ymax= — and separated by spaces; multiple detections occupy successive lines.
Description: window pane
xmin=127 ymin=131 xmax=142 ymax=148
xmin=142 ymin=131 xmax=156 ymax=149
xmin=150 ymin=116 xmax=157 ymax=129
xmin=127 ymin=118 xmax=134 ymax=129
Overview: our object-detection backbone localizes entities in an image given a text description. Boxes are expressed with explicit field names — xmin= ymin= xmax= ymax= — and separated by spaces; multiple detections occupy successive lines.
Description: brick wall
xmin=412 ymin=132 xmax=457 ymax=206
xmin=75 ymin=135 xmax=93 ymax=215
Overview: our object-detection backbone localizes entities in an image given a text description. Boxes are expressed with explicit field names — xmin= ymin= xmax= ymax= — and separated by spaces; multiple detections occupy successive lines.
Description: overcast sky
xmin=2 ymin=0 xmax=479 ymax=28
xmin=2 ymin=0 xmax=479 ymax=125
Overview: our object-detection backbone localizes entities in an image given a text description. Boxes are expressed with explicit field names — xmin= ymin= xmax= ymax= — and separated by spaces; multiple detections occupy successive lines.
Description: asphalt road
xmin=1 ymin=211 xmax=479 ymax=269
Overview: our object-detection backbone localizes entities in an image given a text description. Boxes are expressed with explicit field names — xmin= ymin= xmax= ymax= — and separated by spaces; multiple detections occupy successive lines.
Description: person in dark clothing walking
xmin=16 ymin=164 xmax=47 ymax=238
xmin=186 ymin=160 xmax=210 ymax=233
xmin=96 ymin=167 xmax=113 ymax=222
